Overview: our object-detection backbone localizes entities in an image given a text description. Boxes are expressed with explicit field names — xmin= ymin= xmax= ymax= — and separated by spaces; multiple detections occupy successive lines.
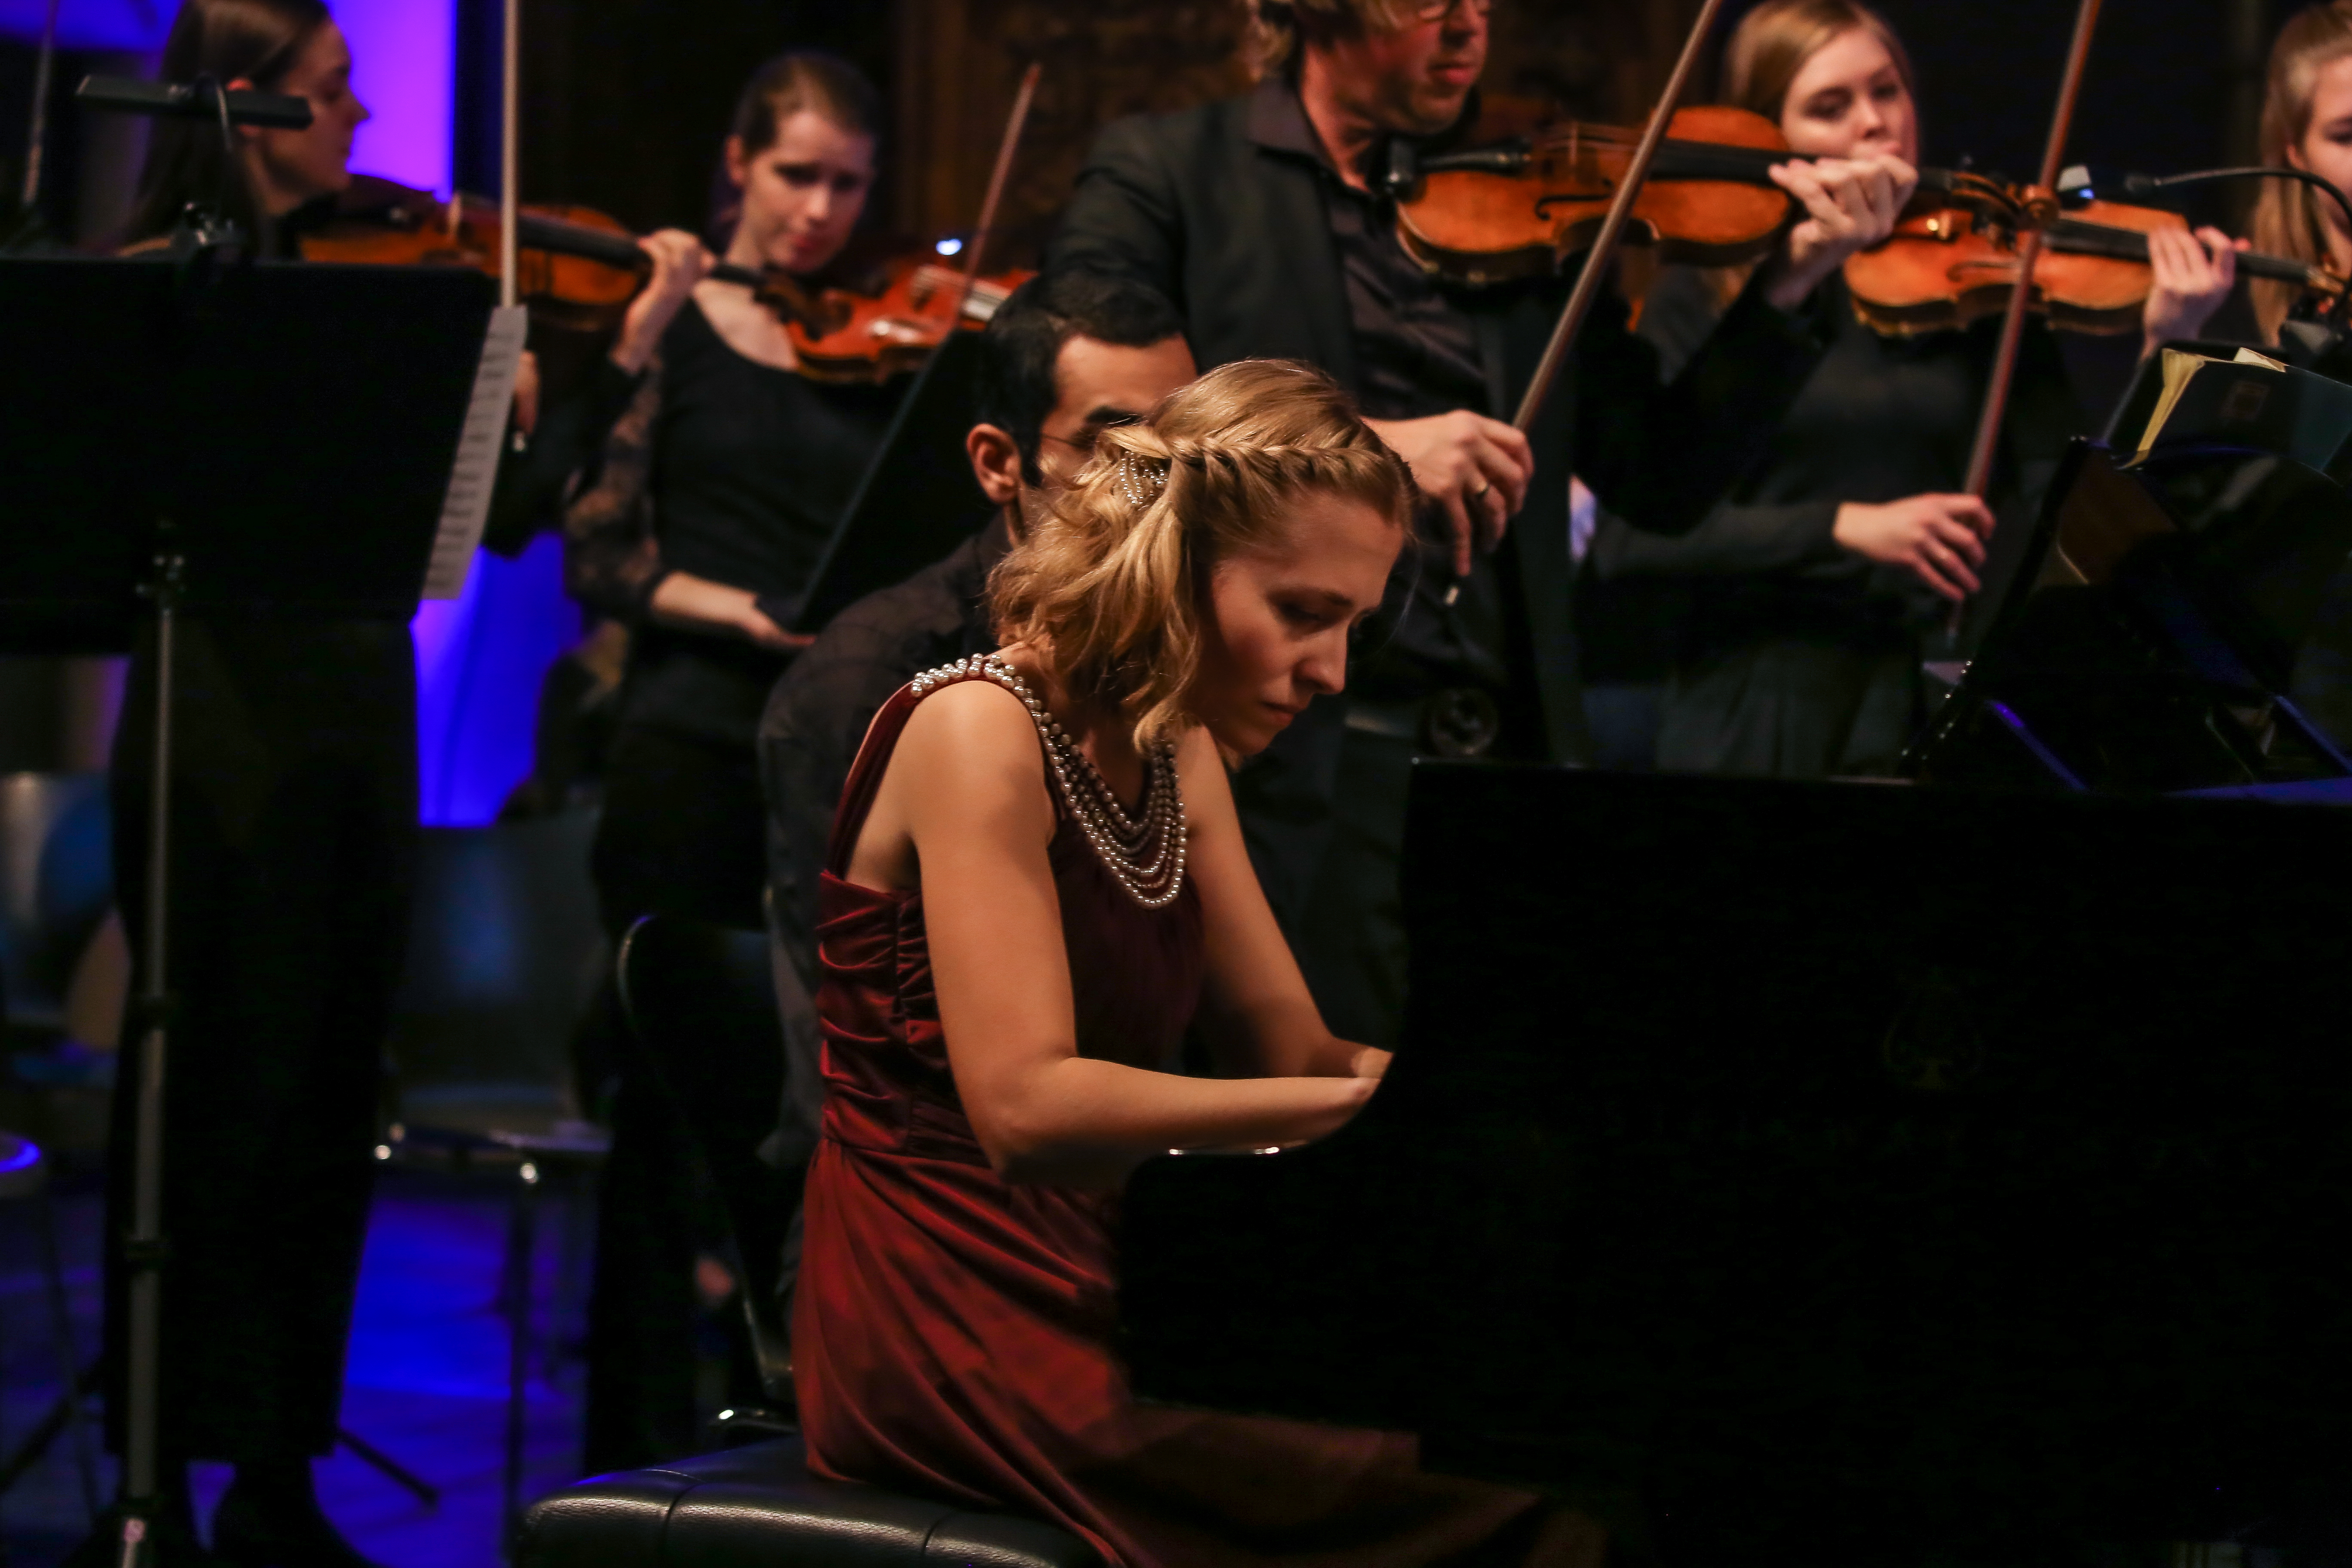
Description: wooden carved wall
xmin=888 ymin=0 xmax=1704 ymax=267
xmin=507 ymin=0 xmax=2261 ymax=276
xmin=509 ymin=0 xmax=896 ymax=235
xmin=888 ymin=0 xmax=1251 ymax=266
xmin=1485 ymin=0 xmax=1708 ymax=129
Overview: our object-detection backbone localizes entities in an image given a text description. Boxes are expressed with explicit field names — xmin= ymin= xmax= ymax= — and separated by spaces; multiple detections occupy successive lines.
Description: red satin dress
xmin=794 ymin=679 xmax=1600 ymax=1568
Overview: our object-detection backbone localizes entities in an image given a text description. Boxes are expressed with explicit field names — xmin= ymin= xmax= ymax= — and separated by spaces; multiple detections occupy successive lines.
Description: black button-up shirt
xmin=1246 ymin=81 xmax=1515 ymax=711
xmin=757 ymin=514 xmax=1014 ymax=986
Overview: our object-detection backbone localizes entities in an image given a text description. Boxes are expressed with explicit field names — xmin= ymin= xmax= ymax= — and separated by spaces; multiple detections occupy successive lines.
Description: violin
xmin=1393 ymin=106 xmax=1801 ymax=284
xmin=296 ymin=176 xmax=670 ymax=330
xmin=1847 ymin=184 xmax=2346 ymax=336
xmin=753 ymin=248 xmax=1033 ymax=384
xmin=1393 ymin=112 xmax=2347 ymax=336
xmin=297 ymin=175 xmax=1029 ymax=385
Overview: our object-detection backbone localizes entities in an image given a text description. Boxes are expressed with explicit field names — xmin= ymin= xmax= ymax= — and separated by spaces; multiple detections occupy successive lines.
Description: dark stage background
xmin=0 ymin=0 xmax=2313 ymax=297
xmin=473 ymin=0 xmax=2296 ymax=270
xmin=0 ymin=0 xmax=2318 ymax=783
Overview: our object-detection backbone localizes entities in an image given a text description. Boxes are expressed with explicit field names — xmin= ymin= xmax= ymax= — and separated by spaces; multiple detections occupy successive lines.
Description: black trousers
xmin=104 ymin=620 xmax=414 ymax=1463
xmin=582 ymin=722 xmax=769 ymax=1473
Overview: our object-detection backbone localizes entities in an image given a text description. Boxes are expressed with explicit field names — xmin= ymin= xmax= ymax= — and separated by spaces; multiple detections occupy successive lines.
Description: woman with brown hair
xmin=1576 ymin=0 xmax=2242 ymax=779
xmin=560 ymin=49 xmax=909 ymax=1471
xmin=563 ymin=46 xmax=892 ymax=941
xmin=122 ymin=0 xmax=363 ymax=251
xmin=793 ymin=358 xmax=1604 ymax=1568
xmin=2251 ymin=1 xmax=2352 ymax=345
xmin=97 ymin=5 xmax=444 ymax=1565
xmin=96 ymin=5 xmax=718 ymax=1553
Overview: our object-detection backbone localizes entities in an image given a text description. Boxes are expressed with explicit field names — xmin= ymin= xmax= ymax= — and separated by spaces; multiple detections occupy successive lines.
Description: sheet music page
xmin=422 ymin=304 xmax=529 ymax=600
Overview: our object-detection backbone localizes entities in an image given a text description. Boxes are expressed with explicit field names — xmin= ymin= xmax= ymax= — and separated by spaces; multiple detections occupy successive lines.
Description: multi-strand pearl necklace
xmin=908 ymin=653 xmax=1188 ymax=910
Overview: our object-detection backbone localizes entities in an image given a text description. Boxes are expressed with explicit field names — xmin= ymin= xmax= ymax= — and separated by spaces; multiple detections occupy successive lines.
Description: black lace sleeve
xmin=560 ymin=353 xmax=668 ymax=622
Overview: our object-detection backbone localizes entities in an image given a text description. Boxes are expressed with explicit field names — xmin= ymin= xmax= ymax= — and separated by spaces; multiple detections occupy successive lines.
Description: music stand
xmin=1908 ymin=437 xmax=2352 ymax=792
xmin=0 ymin=250 xmax=492 ymax=1562
xmin=789 ymin=329 xmax=992 ymax=633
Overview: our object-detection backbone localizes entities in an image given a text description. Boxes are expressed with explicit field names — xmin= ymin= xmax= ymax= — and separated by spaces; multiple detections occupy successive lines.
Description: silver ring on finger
xmin=1471 ymin=479 xmax=1491 ymax=498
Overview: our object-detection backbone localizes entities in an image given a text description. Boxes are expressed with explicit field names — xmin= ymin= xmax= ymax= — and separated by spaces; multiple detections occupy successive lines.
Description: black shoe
xmin=207 ymin=1481 xmax=384 ymax=1568
xmin=62 ymin=1504 xmax=216 ymax=1568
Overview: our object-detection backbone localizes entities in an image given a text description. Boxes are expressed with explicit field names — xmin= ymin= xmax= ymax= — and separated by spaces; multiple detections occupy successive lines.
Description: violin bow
xmin=948 ymin=62 xmax=1043 ymax=328
xmin=1512 ymin=0 xmax=1733 ymax=432
xmin=499 ymin=0 xmax=521 ymax=310
xmin=1948 ymin=0 xmax=2104 ymax=637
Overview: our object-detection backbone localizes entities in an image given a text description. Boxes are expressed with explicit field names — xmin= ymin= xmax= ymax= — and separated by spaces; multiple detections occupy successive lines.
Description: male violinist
xmin=1046 ymin=0 xmax=1914 ymax=1045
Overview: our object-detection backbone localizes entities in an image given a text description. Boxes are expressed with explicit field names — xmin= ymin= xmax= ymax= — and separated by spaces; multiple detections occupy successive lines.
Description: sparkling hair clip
xmin=1115 ymin=453 xmax=1170 ymax=508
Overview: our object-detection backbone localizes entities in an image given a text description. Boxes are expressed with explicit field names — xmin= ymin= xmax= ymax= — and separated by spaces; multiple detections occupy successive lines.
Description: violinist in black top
xmin=96 ymin=2 xmax=424 ymax=1563
xmin=563 ymin=51 xmax=896 ymax=935
xmin=1578 ymin=0 xmax=2241 ymax=778
xmin=560 ymin=50 xmax=900 ymax=1471
xmin=1047 ymin=0 xmax=1910 ymax=1045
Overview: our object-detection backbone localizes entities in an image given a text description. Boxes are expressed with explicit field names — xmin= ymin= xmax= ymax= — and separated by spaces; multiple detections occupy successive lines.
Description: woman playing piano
xmin=794 ymin=358 xmax=1602 ymax=1567
xmin=1577 ymin=0 xmax=2241 ymax=780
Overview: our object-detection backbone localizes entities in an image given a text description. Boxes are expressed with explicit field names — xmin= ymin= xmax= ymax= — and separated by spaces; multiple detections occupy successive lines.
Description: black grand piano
xmin=1119 ymin=439 xmax=2352 ymax=1563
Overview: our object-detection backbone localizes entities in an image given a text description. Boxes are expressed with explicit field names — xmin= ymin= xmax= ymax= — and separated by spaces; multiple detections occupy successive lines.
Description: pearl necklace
xmin=908 ymin=654 xmax=1188 ymax=910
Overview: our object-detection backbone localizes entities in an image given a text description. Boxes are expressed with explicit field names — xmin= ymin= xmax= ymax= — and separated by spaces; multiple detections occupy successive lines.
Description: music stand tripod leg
xmin=116 ymin=536 xmax=184 ymax=1567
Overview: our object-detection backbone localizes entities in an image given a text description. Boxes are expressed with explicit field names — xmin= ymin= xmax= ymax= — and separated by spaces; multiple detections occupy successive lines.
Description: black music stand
xmin=1907 ymin=437 xmax=2352 ymax=792
xmin=0 ymin=250 xmax=492 ymax=1564
xmin=789 ymin=329 xmax=992 ymax=633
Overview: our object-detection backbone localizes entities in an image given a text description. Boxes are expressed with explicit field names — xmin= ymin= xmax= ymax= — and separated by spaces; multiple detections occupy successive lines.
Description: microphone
xmin=2053 ymin=164 xmax=2269 ymax=204
xmin=2096 ymin=162 xmax=2352 ymax=230
xmin=2048 ymin=164 xmax=2154 ymax=204
xmin=74 ymin=76 xmax=312 ymax=129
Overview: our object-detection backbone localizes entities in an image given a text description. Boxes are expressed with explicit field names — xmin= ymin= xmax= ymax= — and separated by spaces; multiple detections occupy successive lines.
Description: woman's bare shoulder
xmin=890 ymin=676 xmax=1049 ymax=802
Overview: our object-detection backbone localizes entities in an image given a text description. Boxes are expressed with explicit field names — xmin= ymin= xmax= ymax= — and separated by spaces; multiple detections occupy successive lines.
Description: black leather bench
xmin=517 ymin=1435 xmax=1103 ymax=1568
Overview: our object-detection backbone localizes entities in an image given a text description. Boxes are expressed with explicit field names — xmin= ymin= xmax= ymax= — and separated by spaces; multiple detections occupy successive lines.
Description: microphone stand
xmin=2117 ymin=166 xmax=2352 ymax=373
xmin=61 ymin=74 xmax=312 ymax=1568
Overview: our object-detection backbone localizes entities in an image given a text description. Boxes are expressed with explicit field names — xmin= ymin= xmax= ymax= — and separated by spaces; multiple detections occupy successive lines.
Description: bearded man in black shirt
xmin=1044 ymin=0 xmax=1915 ymax=1044
xmin=756 ymin=270 xmax=1195 ymax=1181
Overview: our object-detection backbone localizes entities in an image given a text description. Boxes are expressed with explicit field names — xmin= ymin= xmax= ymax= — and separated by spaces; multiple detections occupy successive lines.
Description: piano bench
xmin=516 ymin=1435 xmax=1104 ymax=1568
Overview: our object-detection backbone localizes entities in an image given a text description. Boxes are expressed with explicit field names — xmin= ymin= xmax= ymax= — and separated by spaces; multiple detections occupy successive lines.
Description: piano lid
xmin=1121 ymin=763 xmax=2352 ymax=1560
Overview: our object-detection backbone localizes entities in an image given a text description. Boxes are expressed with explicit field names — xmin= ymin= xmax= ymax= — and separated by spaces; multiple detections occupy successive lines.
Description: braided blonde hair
xmin=989 ymin=359 xmax=1413 ymax=747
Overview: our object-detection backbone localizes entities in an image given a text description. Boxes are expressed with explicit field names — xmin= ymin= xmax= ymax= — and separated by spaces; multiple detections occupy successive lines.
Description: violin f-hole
xmin=1533 ymin=187 xmax=1617 ymax=221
